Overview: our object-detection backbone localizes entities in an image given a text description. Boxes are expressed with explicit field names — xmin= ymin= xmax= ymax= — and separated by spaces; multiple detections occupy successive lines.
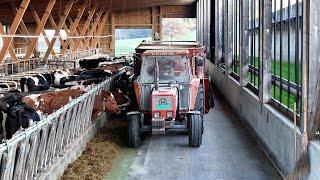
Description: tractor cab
xmin=127 ymin=42 xmax=212 ymax=148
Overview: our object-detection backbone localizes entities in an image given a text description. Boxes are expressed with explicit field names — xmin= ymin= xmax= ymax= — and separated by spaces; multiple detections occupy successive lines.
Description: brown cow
xmin=91 ymin=90 xmax=121 ymax=120
xmin=112 ymin=88 xmax=130 ymax=106
xmin=22 ymin=89 xmax=85 ymax=115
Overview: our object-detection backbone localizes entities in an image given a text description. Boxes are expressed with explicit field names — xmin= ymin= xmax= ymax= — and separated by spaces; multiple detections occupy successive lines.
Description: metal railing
xmin=0 ymin=77 xmax=112 ymax=179
xmin=0 ymin=48 xmax=102 ymax=76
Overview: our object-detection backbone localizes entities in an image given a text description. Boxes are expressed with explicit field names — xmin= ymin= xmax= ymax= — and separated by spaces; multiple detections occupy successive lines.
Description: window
xmin=162 ymin=18 xmax=196 ymax=41
xmin=37 ymin=29 xmax=67 ymax=54
xmin=0 ymin=26 xmax=6 ymax=48
xmin=115 ymin=29 xmax=152 ymax=56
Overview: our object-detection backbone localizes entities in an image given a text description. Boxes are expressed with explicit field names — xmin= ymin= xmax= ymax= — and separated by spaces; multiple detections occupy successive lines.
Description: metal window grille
xmin=271 ymin=0 xmax=302 ymax=114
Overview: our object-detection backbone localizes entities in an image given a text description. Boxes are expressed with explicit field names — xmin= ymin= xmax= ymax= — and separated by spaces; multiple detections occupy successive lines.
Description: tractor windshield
xmin=140 ymin=55 xmax=190 ymax=84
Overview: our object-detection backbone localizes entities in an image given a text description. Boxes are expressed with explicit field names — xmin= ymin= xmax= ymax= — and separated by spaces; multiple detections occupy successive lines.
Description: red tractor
xmin=127 ymin=42 xmax=211 ymax=147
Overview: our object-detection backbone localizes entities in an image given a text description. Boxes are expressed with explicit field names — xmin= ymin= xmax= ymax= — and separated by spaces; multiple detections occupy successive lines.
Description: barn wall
xmin=100 ymin=5 xmax=195 ymax=55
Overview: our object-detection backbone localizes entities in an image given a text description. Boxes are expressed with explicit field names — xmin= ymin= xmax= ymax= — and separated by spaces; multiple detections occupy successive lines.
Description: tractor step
xmin=152 ymin=118 xmax=165 ymax=135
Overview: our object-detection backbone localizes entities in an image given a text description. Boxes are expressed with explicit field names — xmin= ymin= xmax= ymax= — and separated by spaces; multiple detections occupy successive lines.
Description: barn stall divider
xmin=0 ymin=77 xmax=114 ymax=180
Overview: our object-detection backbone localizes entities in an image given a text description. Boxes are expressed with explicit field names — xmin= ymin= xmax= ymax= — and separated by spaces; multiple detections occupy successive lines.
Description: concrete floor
xmin=106 ymin=95 xmax=282 ymax=180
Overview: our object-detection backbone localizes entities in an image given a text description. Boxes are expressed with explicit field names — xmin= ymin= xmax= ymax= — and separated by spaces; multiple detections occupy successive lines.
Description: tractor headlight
xmin=166 ymin=111 xmax=173 ymax=118
xmin=154 ymin=112 xmax=160 ymax=118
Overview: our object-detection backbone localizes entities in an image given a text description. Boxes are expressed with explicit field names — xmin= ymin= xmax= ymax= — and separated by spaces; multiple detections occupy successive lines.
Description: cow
xmin=0 ymin=91 xmax=40 ymax=139
xmin=20 ymin=73 xmax=51 ymax=92
xmin=112 ymin=88 xmax=131 ymax=111
xmin=52 ymin=69 xmax=108 ymax=88
xmin=22 ymin=89 xmax=86 ymax=115
xmin=92 ymin=90 xmax=121 ymax=120
xmin=79 ymin=56 xmax=111 ymax=70
xmin=51 ymin=69 xmax=72 ymax=87
xmin=5 ymin=103 xmax=40 ymax=139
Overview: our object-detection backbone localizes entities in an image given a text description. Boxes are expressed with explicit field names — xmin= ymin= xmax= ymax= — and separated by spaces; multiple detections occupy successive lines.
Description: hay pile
xmin=61 ymin=118 xmax=127 ymax=180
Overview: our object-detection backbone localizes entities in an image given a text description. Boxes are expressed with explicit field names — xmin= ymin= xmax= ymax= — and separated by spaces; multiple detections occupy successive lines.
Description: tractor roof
xmin=142 ymin=49 xmax=189 ymax=56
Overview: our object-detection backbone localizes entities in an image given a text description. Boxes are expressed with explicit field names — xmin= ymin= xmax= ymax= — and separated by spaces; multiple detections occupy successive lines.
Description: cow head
xmin=101 ymin=91 xmax=121 ymax=114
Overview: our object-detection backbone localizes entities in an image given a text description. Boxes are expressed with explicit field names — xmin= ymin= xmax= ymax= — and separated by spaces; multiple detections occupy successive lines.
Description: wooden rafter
xmin=48 ymin=15 xmax=67 ymax=50
xmin=60 ymin=0 xmax=88 ymax=56
xmin=90 ymin=12 xmax=109 ymax=49
xmin=71 ymin=3 xmax=98 ymax=53
xmin=84 ymin=11 xmax=103 ymax=49
xmin=66 ymin=17 xmax=85 ymax=50
xmin=30 ymin=9 xmax=56 ymax=56
xmin=0 ymin=0 xmax=31 ymax=64
xmin=24 ymin=0 xmax=56 ymax=60
xmin=0 ymin=23 xmax=18 ymax=62
xmin=9 ymin=0 xmax=31 ymax=44
xmin=43 ymin=0 xmax=74 ymax=62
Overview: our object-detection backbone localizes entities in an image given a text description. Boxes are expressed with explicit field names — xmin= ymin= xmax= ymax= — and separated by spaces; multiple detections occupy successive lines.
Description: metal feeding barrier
xmin=0 ymin=77 xmax=113 ymax=180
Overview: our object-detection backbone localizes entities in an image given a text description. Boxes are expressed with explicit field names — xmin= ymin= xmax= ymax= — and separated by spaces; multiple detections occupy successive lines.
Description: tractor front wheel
xmin=188 ymin=113 xmax=203 ymax=147
xmin=127 ymin=113 xmax=141 ymax=147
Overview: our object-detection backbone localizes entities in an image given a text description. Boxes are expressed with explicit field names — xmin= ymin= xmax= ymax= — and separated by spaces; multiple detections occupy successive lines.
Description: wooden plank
xmin=30 ymin=8 xmax=57 ymax=56
xmin=239 ymin=0 xmax=249 ymax=87
xmin=0 ymin=23 xmax=19 ymax=62
xmin=24 ymin=0 xmax=56 ymax=60
xmin=71 ymin=3 xmax=98 ymax=53
xmin=0 ymin=0 xmax=31 ymax=64
xmin=259 ymin=0 xmax=273 ymax=103
xmin=43 ymin=0 xmax=74 ymax=62
xmin=60 ymin=0 xmax=88 ymax=56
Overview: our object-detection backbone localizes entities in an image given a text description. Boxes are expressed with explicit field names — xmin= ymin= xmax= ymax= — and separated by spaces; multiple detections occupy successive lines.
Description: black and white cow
xmin=79 ymin=55 xmax=111 ymax=70
xmin=20 ymin=74 xmax=51 ymax=92
xmin=0 ymin=91 xmax=40 ymax=139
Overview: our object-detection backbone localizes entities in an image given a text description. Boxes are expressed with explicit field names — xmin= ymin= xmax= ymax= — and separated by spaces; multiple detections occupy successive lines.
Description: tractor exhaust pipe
xmin=155 ymin=57 xmax=159 ymax=91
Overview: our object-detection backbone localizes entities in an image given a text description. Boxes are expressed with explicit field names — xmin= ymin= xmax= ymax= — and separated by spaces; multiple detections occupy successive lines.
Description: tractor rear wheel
xmin=188 ymin=113 xmax=203 ymax=147
xmin=127 ymin=113 xmax=141 ymax=147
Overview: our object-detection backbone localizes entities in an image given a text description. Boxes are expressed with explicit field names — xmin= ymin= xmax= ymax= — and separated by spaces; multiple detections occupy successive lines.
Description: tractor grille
xmin=153 ymin=96 xmax=173 ymax=110
xmin=140 ymin=84 xmax=190 ymax=111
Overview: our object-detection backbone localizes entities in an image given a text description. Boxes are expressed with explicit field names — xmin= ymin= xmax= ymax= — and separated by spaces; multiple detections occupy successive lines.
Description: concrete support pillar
xmin=213 ymin=0 xmax=224 ymax=65
xmin=239 ymin=0 xmax=249 ymax=87
xmin=302 ymin=0 xmax=320 ymax=138
xmin=224 ymin=0 xmax=233 ymax=74
xmin=258 ymin=0 xmax=272 ymax=103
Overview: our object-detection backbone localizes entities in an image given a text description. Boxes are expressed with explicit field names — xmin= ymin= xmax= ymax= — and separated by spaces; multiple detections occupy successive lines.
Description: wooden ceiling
xmin=0 ymin=0 xmax=197 ymax=25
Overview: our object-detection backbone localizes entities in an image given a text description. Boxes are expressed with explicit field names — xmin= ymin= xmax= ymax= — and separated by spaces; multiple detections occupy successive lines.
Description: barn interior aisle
xmin=103 ymin=94 xmax=281 ymax=179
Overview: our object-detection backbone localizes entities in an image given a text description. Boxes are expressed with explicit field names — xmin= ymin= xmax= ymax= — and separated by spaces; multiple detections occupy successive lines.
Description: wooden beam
xmin=84 ymin=11 xmax=103 ymax=49
xmin=0 ymin=0 xmax=30 ymax=64
xmin=0 ymin=23 xmax=18 ymax=62
xmin=60 ymin=0 xmax=88 ymax=56
xmin=24 ymin=0 xmax=56 ymax=60
xmin=30 ymin=10 xmax=56 ymax=56
xmin=9 ymin=1 xmax=31 ymax=44
xmin=72 ymin=3 xmax=98 ymax=52
xmin=67 ymin=17 xmax=86 ymax=51
xmin=110 ymin=13 xmax=115 ymax=55
xmin=90 ymin=12 xmax=109 ymax=49
xmin=49 ymin=15 xmax=66 ymax=50
xmin=43 ymin=0 xmax=74 ymax=62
